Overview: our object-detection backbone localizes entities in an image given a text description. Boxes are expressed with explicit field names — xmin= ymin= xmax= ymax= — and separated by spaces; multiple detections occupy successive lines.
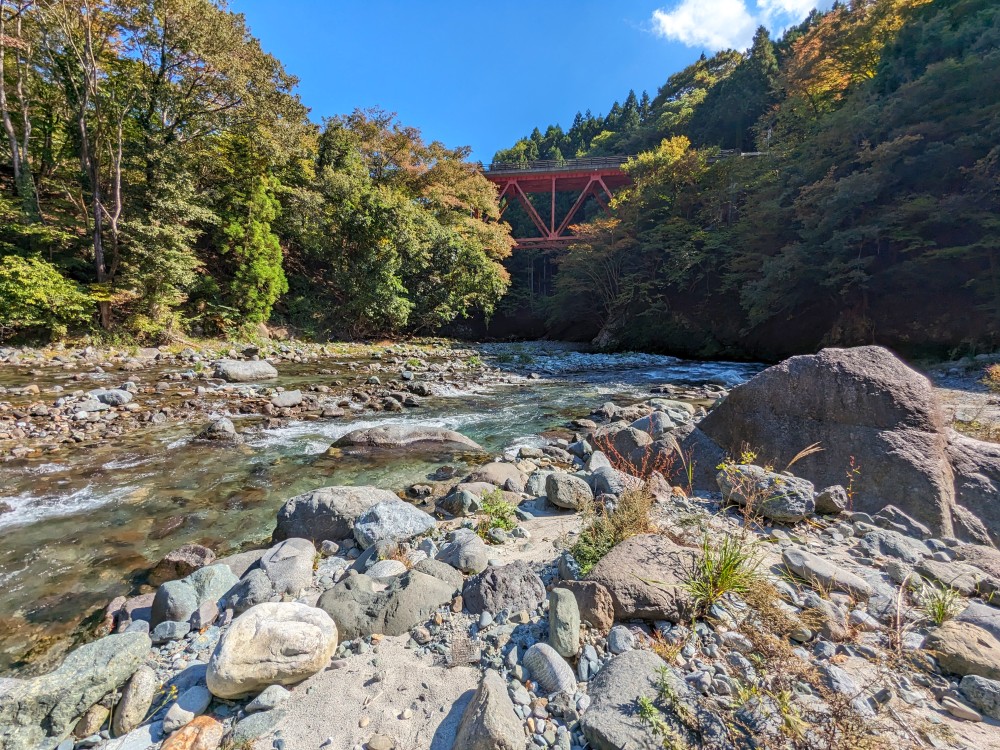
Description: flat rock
xmin=925 ymin=620 xmax=1000 ymax=680
xmin=958 ymin=601 xmax=1000 ymax=640
xmin=856 ymin=529 xmax=930 ymax=564
xmin=585 ymin=534 xmax=695 ymax=622
xmin=353 ymin=499 xmax=435 ymax=549
xmin=915 ymin=557 xmax=1000 ymax=598
xmin=213 ymin=360 xmax=277 ymax=382
xmin=333 ymin=425 xmax=482 ymax=452
xmin=782 ymin=547 xmax=872 ymax=599
xmin=260 ymin=538 xmax=316 ymax=596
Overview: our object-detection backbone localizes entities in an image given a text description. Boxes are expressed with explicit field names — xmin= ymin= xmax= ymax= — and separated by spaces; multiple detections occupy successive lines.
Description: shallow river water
xmin=0 ymin=342 xmax=760 ymax=675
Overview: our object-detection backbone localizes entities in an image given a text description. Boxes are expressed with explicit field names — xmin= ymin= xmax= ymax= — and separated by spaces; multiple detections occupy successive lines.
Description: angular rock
xmin=523 ymin=643 xmax=576 ymax=695
xmin=588 ymin=466 xmax=630 ymax=497
xmin=260 ymin=538 xmax=316 ymax=596
xmin=353 ymin=499 xmax=435 ymax=549
xmin=873 ymin=505 xmax=932 ymax=538
xmin=558 ymin=580 xmax=615 ymax=632
xmin=585 ymin=534 xmax=695 ymax=622
xmin=815 ymin=485 xmax=848 ymax=515
xmin=548 ymin=588 xmax=581 ymax=658
xmin=196 ymin=418 xmax=241 ymax=443
xmin=717 ymin=464 xmax=815 ymax=523
xmin=438 ymin=489 xmax=480 ymax=517
xmin=0 ymin=632 xmax=150 ymax=749
xmin=206 ymin=603 xmax=338 ymax=699
xmin=317 ymin=570 xmax=455 ymax=639
xmin=697 ymin=346 xmax=957 ymax=536
xmin=163 ymin=686 xmax=211 ymax=733
xmin=915 ymin=557 xmax=1000 ymax=598
xmin=228 ymin=569 xmax=273 ymax=615
xmin=273 ymin=485 xmax=399 ymax=544
xmin=112 ymin=665 xmax=159 ymax=737
xmin=412 ymin=558 xmax=464 ymax=592
xmin=452 ymin=670 xmax=525 ymax=750
xmin=960 ymin=674 xmax=1000 ymax=720
xmin=924 ymin=621 xmax=1000 ymax=680
xmin=462 ymin=562 xmax=546 ymax=615
xmin=949 ymin=432 xmax=1000 ymax=546
xmin=160 ymin=715 xmax=224 ymax=750
xmin=333 ymin=425 xmax=482 ymax=452
xmin=213 ymin=360 xmax=277 ymax=382
xmin=545 ymin=473 xmax=594 ymax=510
xmin=149 ymin=545 xmax=216 ymax=587
xmin=245 ymin=684 xmax=290 ymax=714
xmin=958 ymin=601 xmax=1000 ymax=641
xmin=782 ymin=547 xmax=873 ymax=599
xmin=856 ymin=529 xmax=931 ymax=564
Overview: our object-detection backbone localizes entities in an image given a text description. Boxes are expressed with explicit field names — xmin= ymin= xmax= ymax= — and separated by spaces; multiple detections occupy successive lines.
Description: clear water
xmin=0 ymin=343 xmax=759 ymax=674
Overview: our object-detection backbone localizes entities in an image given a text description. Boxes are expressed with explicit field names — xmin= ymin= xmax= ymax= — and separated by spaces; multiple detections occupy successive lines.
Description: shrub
xmin=571 ymin=485 xmax=653 ymax=574
xmin=683 ymin=533 xmax=762 ymax=614
xmin=0 ymin=255 xmax=92 ymax=340
xmin=476 ymin=488 xmax=517 ymax=541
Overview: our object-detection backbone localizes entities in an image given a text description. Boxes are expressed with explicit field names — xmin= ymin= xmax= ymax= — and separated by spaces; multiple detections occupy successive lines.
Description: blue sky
xmin=232 ymin=0 xmax=821 ymax=161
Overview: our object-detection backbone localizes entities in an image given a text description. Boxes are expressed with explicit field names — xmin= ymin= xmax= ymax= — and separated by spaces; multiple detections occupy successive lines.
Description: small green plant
xmin=476 ymin=488 xmax=517 ymax=541
xmin=845 ymin=455 xmax=860 ymax=511
xmin=405 ymin=357 xmax=421 ymax=368
xmin=682 ymin=533 xmax=762 ymax=614
xmin=570 ymin=485 xmax=652 ymax=574
xmin=467 ymin=354 xmax=483 ymax=368
xmin=919 ymin=581 xmax=964 ymax=625
xmin=636 ymin=695 xmax=689 ymax=749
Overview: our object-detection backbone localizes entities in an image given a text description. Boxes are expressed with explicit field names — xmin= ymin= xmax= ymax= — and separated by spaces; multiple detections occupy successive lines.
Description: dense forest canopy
xmin=0 ymin=0 xmax=513 ymax=342
xmin=493 ymin=0 xmax=1000 ymax=359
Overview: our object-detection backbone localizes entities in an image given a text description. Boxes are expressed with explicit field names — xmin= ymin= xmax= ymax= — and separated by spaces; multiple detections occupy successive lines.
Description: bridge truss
xmin=484 ymin=156 xmax=633 ymax=249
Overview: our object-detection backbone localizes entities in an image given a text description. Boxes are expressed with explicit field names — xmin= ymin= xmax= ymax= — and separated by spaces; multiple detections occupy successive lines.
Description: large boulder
xmin=452 ymin=671 xmax=525 ymax=750
xmin=213 ymin=359 xmax=277 ymax=382
xmin=924 ymin=621 xmax=1000 ymax=680
xmin=0 ymin=632 xmax=150 ymax=750
xmin=353 ymin=499 xmax=435 ymax=549
xmin=581 ymin=650 xmax=719 ymax=750
xmin=585 ymin=534 xmax=695 ymax=623
xmin=272 ymin=486 xmax=399 ymax=544
xmin=464 ymin=462 xmax=527 ymax=493
xmin=696 ymin=346 xmax=957 ymax=536
xmin=206 ymin=603 xmax=337 ymax=699
xmin=948 ymin=433 xmax=1000 ymax=545
xmin=436 ymin=528 xmax=490 ymax=575
xmin=545 ymin=473 xmax=594 ymax=510
xmin=462 ymin=562 xmax=546 ymax=615
xmin=332 ymin=425 xmax=483 ymax=452
xmin=317 ymin=570 xmax=455 ymax=639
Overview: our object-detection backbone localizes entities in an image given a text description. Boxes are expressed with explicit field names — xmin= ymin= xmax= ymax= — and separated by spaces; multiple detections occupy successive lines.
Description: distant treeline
xmin=491 ymin=0 xmax=1000 ymax=360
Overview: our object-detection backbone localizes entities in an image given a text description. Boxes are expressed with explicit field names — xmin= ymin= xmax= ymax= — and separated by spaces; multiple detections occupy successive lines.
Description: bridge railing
xmin=485 ymin=155 xmax=634 ymax=174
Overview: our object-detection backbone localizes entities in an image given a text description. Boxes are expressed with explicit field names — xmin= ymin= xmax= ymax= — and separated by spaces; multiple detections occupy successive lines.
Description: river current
xmin=0 ymin=342 xmax=760 ymax=675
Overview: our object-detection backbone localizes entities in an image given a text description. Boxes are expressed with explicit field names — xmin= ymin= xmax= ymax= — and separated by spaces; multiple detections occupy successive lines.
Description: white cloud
xmin=652 ymin=0 xmax=758 ymax=51
xmin=652 ymin=0 xmax=824 ymax=51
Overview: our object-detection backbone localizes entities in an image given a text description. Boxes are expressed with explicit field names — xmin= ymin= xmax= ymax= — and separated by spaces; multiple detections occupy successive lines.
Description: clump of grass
xmin=570 ymin=485 xmax=653 ymax=574
xmin=682 ymin=533 xmax=762 ymax=614
xmin=984 ymin=363 xmax=1000 ymax=392
xmin=476 ymin=488 xmax=517 ymax=542
xmin=919 ymin=581 xmax=964 ymax=626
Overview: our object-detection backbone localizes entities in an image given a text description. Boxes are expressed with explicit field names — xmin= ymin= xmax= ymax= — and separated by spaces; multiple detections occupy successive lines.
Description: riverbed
xmin=0 ymin=341 xmax=760 ymax=675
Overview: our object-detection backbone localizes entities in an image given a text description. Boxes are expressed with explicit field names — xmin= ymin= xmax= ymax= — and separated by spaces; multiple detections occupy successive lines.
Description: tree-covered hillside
xmin=0 ymin=0 xmax=512 ymax=342
xmin=494 ymin=0 xmax=999 ymax=359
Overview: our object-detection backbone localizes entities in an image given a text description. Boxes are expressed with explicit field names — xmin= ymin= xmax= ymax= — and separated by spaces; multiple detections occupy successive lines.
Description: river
xmin=0 ymin=342 xmax=760 ymax=675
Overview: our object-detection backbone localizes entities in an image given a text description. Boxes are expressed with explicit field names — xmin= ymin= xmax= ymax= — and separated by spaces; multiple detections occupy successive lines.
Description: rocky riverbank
xmin=4 ymin=344 xmax=1000 ymax=750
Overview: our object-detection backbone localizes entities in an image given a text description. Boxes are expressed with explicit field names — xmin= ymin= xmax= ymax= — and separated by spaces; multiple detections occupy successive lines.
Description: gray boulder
xmin=452 ymin=671 xmax=525 ymax=750
xmin=960 ymin=675 xmax=1000 ymax=720
xmin=815 ymin=485 xmax=848 ymax=515
xmin=589 ymin=466 xmax=630 ymax=497
xmin=273 ymin=485 xmax=399 ymax=544
xmin=0 ymin=632 xmax=150 ymax=750
xmin=438 ymin=489 xmax=480 ymax=517
xmin=717 ymin=464 xmax=815 ymax=523
xmin=856 ymin=529 xmax=931 ymax=564
xmin=353 ymin=499 xmax=435 ymax=549
xmin=464 ymin=462 xmax=527 ymax=493
xmin=948 ymin=433 xmax=1000 ymax=545
xmin=545 ymin=473 xmax=594 ymax=510
xmin=229 ymin=569 xmax=274 ymax=615
xmin=436 ymin=529 xmax=490 ymax=575
xmin=462 ymin=562 xmax=546 ymax=615
xmin=317 ymin=570 xmax=455 ymax=639
xmin=696 ymin=346 xmax=958 ymax=537
xmin=260 ymin=538 xmax=316 ymax=596
xmin=150 ymin=580 xmax=198 ymax=627
xmin=548 ymin=588 xmax=581 ymax=658
xmin=91 ymin=388 xmax=133 ymax=407
xmin=782 ymin=547 xmax=872 ymax=599
xmin=197 ymin=417 xmax=241 ymax=442
xmin=332 ymin=425 xmax=482 ymax=452
xmin=162 ymin=685 xmax=211 ymax=733
xmin=872 ymin=505 xmax=932 ymax=538
xmin=412 ymin=558 xmax=464 ymax=592
xmin=213 ymin=359 xmax=277 ymax=382
xmin=270 ymin=389 xmax=302 ymax=408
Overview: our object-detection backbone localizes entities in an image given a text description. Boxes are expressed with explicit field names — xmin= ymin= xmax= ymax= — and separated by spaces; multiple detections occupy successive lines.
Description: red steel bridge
xmin=484 ymin=156 xmax=633 ymax=249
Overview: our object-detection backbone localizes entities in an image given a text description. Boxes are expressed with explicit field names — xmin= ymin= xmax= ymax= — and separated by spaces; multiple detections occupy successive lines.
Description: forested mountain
xmin=0 ymin=0 xmax=512 ymax=342
xmin=493 ymin=0 xmax=1000 ymax=359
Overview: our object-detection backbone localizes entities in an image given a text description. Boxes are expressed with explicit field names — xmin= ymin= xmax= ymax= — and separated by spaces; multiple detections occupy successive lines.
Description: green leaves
xmin=0 ymin=255 xmax=92 ymax=340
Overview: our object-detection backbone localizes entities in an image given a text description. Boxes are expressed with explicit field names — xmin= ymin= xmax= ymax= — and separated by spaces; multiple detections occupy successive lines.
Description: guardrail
xmin=485 ymin=156 xmax=633 ymax=174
